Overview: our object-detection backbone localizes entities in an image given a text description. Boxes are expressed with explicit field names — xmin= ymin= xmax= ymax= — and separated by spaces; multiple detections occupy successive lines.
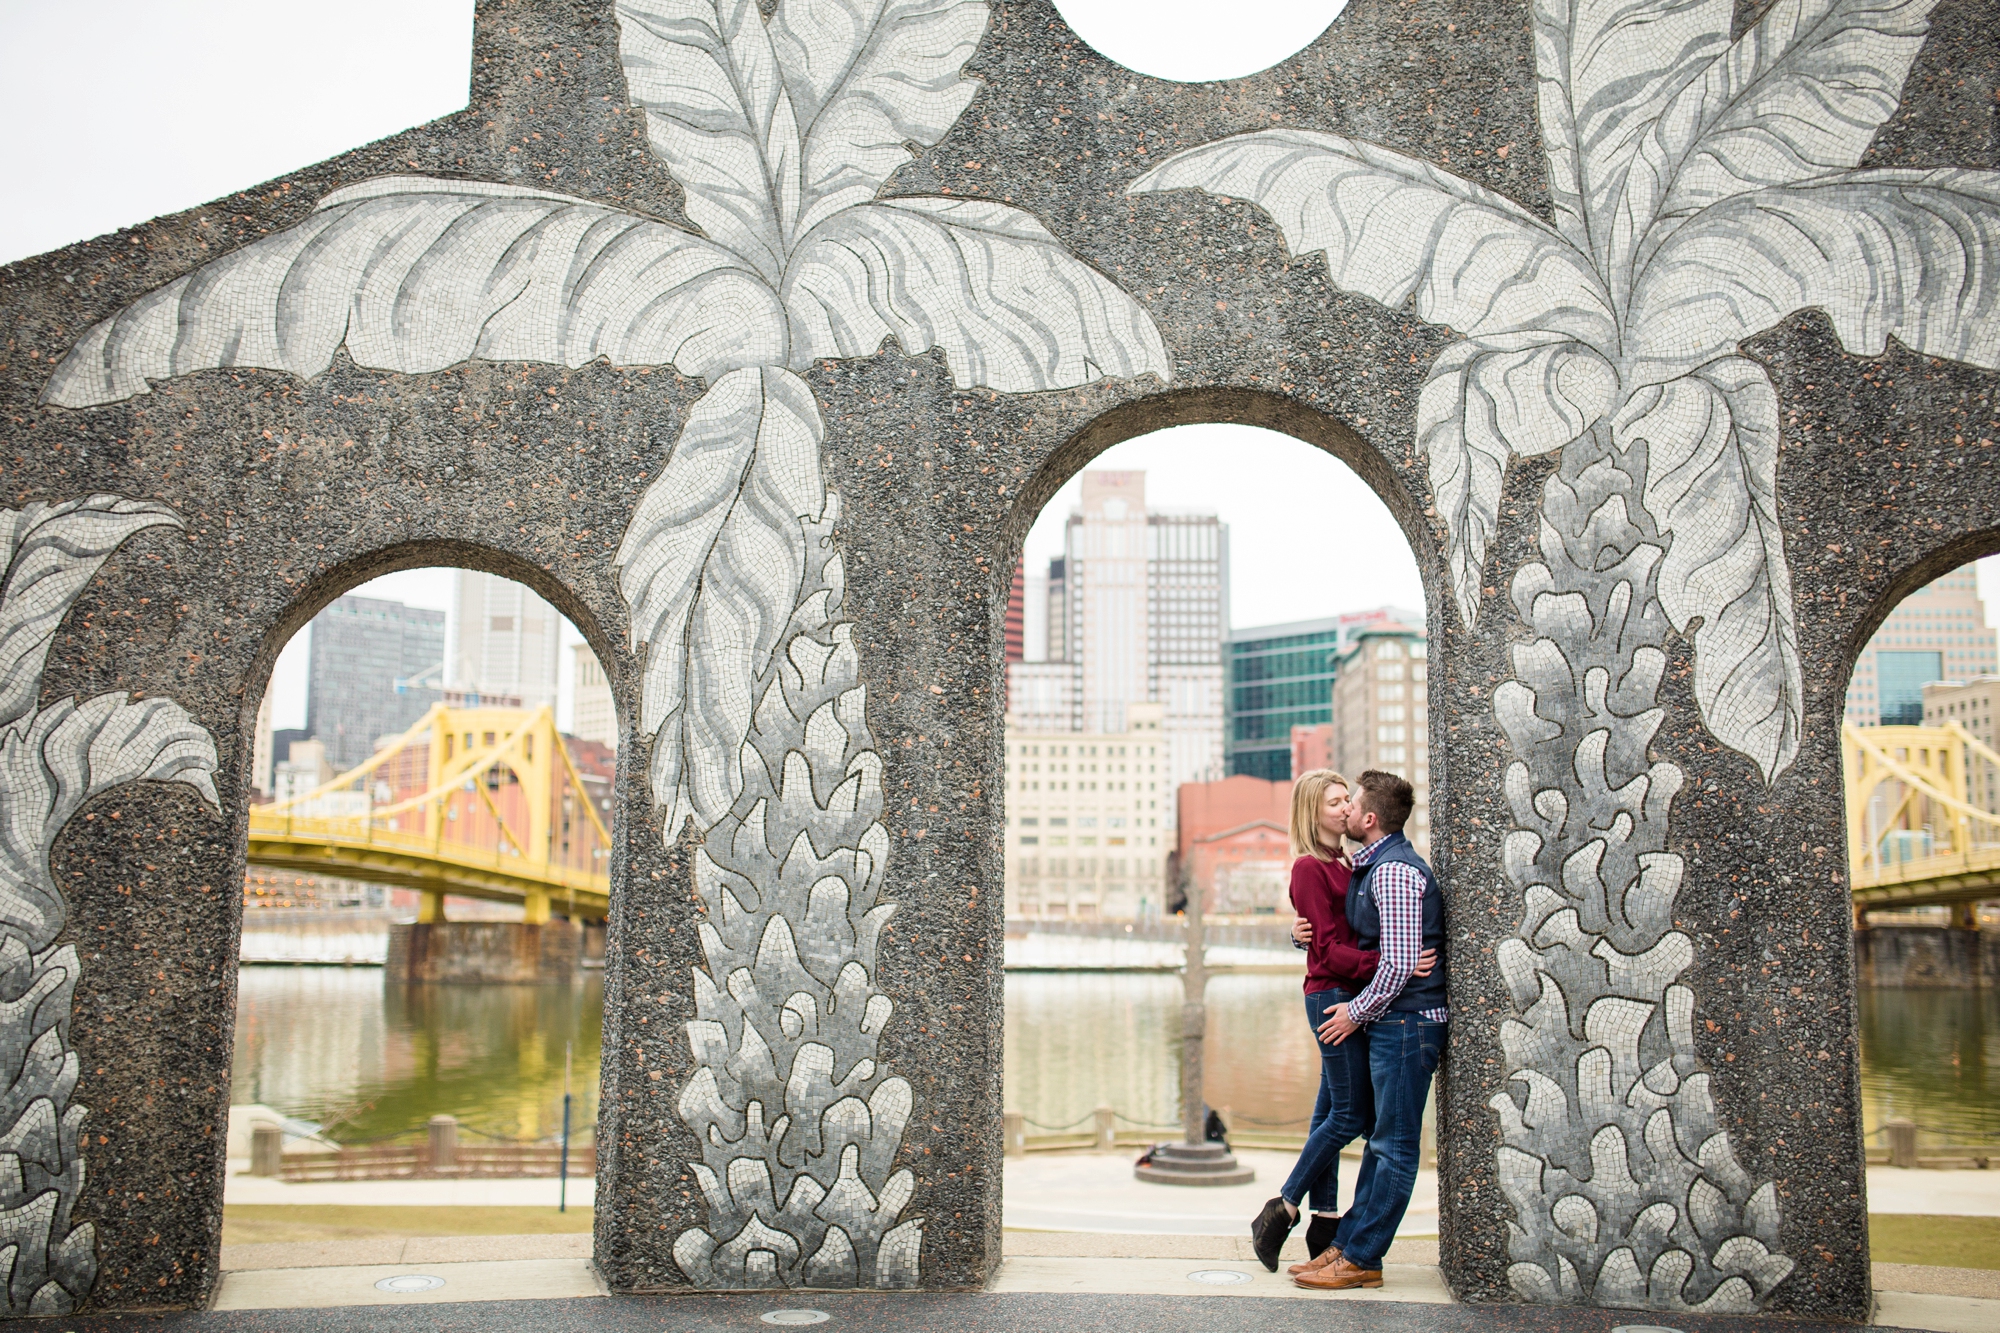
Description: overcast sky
xmin=2 ymin=1 xmax=1987 ymax=726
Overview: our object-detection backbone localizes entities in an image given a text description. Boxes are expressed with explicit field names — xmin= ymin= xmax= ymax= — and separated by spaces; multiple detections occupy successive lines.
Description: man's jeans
xmin=1280 ymin=988 xmax=1372 ymax=1214
xmin=1336 ymin=1011 xmax=1445 ymax=1269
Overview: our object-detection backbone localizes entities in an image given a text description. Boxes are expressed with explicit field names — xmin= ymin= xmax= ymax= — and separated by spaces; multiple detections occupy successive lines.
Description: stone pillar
xmin=1886 ymin=1120 xmax=1919 ymax=1170
xmin=428 ymin=1115 xmax=460 ymax=1173
xmin=249 ymin=1123 xmax=283 ymax=1178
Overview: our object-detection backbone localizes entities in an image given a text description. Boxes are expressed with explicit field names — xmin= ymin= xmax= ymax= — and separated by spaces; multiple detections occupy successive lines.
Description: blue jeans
xmin=1280 ymin=989 xmax=1372 ymax=1214
xmin=1336 ymin=1011 xmax=1444 ymax=1269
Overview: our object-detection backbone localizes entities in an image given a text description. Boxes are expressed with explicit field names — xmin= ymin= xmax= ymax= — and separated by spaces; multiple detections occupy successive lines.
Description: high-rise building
xmin=568 ymin=641 xmax=617 ymax=749
xmin=1846 ymin=564 xmax=1998 ymax=725
xmin=447 ymin=571 xmax=562 ymax=710
xmin=1329 ymin=620 xmax=1431 ymax=855
xmin=1007 ymin=471 xmax=1227 ymax=820
xmin=251 ymin=690 xmax=276 ymax=798
xmin=304 ymin=595 xmax=447 ymax=772
xmin=1227 ymin=617 xmax=1343 ymax=781
xmin=1224 ymin=607 xmax=1423 ymax=780
xmin=1003 ymin=703 xmax=1170 ymax=920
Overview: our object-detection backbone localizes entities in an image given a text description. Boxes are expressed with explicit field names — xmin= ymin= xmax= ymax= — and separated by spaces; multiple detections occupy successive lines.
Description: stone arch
xmin=237 ymin=536 xmax=629 ymax=766
xmin=992 ymin=385 xmax=1454 ymax=1212
xmin=1002 ymin=387 xmax=1444 ymax=583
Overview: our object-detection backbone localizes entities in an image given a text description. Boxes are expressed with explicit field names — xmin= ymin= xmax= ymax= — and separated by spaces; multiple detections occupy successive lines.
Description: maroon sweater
xmin=1288 ymin=854 xmax=1380 ymax=995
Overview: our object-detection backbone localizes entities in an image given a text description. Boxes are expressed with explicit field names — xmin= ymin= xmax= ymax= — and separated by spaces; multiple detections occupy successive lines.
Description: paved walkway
xmin=1003 ymin=1147 xmax=1437 ymax=1234
xmin=196 ymin=1152 xmax=2000 ymax=1332
xmin=38 ymin=1235 xmax=1999 ymax=1333
xmin=223 ymin=1152 xmax=2000 ymax=1226
xmin=23 ymin=1289 xmax=1951 ymax=1333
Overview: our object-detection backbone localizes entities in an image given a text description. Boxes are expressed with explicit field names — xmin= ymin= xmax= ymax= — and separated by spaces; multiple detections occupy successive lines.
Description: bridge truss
xmin=248 ymin=704 xmax=612 ymax=921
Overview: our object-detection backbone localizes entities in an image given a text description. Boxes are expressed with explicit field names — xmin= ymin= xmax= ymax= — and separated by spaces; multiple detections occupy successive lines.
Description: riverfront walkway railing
xmin=251 ymin=1114 xmax=595 ymax=1182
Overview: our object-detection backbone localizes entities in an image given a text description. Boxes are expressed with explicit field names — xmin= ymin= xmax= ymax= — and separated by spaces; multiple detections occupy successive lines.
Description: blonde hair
xmin=1289 ymin=769 xmax=1350 ymax=862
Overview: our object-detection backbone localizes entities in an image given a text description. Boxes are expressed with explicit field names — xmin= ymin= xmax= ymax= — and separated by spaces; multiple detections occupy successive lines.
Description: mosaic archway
xmin=3 ymin=0 xmax=1998 ymax=1318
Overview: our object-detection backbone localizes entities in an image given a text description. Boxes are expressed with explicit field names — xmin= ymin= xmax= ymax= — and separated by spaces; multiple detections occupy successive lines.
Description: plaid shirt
xmin=1345 ymin=836 xmax=1450 ymax=1025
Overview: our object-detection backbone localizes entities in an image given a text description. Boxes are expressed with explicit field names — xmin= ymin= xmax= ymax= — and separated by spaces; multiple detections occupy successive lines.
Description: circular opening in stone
xmin=1186 ymin=1269 xmax=1255 ymax=1285
xmin=1050 ymin=1 xmax=1348 ymax=82
xmin=374 ymin=1274 xmax=446 ymax=1293
xmin=760 ymin=1312 xmax=832 ymax=1326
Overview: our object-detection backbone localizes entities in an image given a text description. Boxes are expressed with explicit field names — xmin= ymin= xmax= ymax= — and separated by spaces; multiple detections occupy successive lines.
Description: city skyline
xmin=1012 ymin=469 xmax=1229 ymax=806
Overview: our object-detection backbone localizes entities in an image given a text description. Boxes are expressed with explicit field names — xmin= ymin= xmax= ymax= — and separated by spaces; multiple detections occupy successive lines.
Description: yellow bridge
xmin=1845 ymin=722 xmax=2000 ymax=924
xmin=248 ymin=704 xmax=612 ymax=922
xmin=248 ymin=712 xmax=1995 ymax=928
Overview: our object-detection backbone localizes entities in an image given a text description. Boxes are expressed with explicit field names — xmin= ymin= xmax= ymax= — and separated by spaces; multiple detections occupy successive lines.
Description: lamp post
xmin=1135 ymin=862 xmax=1251 ymax=1186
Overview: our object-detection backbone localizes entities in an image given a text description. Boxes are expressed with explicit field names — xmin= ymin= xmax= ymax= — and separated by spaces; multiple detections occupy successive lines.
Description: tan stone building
xmin=1922 ymin=676 xmax=2000 ymax=815
xmin=1846 ymin=564 xmax=1998 ymax=725
xmin=568 ymin=641 xmax=617 ymax=749
xmin=1004 ymin=702 xmax=1170 ymax=920
xmin=1329 ymin=622 xmax=1431 ymax=855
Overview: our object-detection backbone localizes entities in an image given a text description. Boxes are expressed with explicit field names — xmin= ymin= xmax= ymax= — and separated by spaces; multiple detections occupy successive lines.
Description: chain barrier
xmin=1019 ymin=1111 xmax=1100 ymax=1132
xmin=1111 ymin=1114 xmax=1182 ymax=1130
xmin=329 ymin=1120 xmax=599 ymax=1147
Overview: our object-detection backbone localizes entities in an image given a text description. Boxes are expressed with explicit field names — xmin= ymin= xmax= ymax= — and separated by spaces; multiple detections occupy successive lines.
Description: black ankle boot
xmin=1303 ymin=1213 xmax=1339 ymax=1258
xmin=1250 ymin=1197 xmax=1296 ymax=1271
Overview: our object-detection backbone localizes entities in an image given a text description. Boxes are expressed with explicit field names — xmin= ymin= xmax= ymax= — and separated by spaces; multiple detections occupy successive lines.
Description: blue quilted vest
xmin=1345 ymin=832 xmax=1449 ymax=1014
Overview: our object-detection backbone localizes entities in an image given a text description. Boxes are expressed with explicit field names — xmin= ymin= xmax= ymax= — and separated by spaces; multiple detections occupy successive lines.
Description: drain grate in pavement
xmin=1186 ymin=1270 xmax=1254 ymax=1286
xmin=761 ymin=1312 xmax=831 ymax=1326
xmin=373 ymin=1275 xmax=447 ymax=1294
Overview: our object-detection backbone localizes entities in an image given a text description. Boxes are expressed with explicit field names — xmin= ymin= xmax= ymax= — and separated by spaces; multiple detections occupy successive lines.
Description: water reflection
xmin=1857 ymin=987 xmax=2000 ymax=1144
xmin=231 ymin=968 xmax=1995 ymax=1151
xmin=232 ymin=967 xmax=602 ymax=1143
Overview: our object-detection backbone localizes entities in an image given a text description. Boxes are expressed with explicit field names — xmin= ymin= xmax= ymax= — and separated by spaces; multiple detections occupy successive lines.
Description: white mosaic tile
xmin=0 ymin=497 xmax=220 ymax=1316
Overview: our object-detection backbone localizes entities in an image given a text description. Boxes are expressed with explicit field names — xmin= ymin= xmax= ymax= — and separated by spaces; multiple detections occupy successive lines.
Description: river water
xmin=231 ymin=967 xmax=2000 ymax=1149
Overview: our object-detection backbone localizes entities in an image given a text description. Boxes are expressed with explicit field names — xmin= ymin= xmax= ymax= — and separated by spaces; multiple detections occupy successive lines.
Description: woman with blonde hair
xmin=1249 ymin=769 xmax=1432 ymax=1273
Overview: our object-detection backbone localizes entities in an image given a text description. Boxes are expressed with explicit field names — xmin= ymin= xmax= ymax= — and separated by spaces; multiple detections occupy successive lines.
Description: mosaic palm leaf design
xmin=41 ymin=0 xmax=1169 ymax=1290
xmin=1134 ymin=0 xmax=2000 ymax=1313
xmin=0 ymin=497 xmax=220 ymax=1316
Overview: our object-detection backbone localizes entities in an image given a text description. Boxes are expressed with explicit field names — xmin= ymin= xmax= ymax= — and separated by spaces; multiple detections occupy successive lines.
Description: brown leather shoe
xmin=1293 ymin=1257 xmax=1383 ymax=1290
xmin=1286 ymin=1245 xmax=1342 ymax=1276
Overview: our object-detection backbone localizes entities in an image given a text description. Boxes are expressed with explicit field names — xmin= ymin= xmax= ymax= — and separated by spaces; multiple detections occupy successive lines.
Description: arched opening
xmin=996 ymin=406 xmax=1451 ymax=1279
xmin=226 ymin=553 xmax=620 ymax=1257
xmin=1049 ymin=0 xmax=1348 ymax=84
xmin=1837 ymin=550 xmax=2000 ymax=1269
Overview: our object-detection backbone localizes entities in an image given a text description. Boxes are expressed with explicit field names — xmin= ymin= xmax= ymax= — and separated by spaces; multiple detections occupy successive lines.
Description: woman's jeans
xmin=1280 ymin=988 xmax=1372 ymax=1214
xmin=1336 ymin=1012 xmax=1446 ymax=1270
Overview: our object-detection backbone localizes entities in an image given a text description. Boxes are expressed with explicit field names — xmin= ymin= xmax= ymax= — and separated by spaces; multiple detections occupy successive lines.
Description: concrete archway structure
xmin=3 ymin=0 xmax=1997 ymax=1319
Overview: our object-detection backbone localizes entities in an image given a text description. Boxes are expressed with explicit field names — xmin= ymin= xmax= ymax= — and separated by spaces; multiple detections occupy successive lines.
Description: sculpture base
xmin=1133 ymin=1141 xmax=1254 ymax=1187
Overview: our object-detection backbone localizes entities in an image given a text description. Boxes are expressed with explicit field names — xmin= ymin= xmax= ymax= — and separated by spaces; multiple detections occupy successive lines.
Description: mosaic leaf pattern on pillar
xmin=0 ymin=498 xmax=221 ymax=1316
xmin=36 ymin=0 xmax=1170 ymax=1292
xmin=1134 ymin=0 xmax=2000 ymax=1312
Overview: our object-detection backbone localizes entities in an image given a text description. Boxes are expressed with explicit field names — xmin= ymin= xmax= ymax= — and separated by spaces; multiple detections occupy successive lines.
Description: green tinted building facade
xmin=1226 ymin=609 xmax=1426 ymax=780
xmin=1226 ymin=618 xmax=1343 ymax=781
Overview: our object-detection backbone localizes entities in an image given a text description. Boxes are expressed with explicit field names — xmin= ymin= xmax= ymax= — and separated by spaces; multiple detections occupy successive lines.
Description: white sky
xmin=3 ymin=0 xmax=1991 ymax=722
